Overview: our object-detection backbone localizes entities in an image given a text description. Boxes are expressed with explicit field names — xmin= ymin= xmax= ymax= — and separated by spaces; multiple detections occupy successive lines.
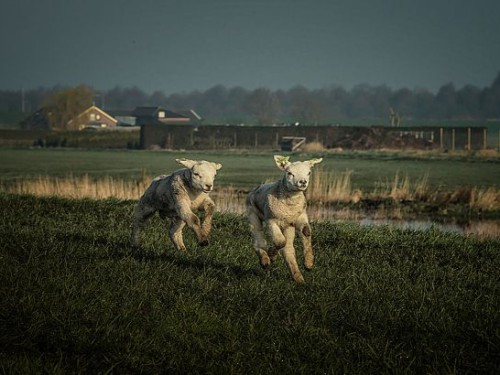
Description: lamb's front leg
xmin=169 ymin=217 xmax=187 ymax=252
xmin=177 ymin=205 xmax=209 ymax=247
xmin=282 ymin=225 xmax=305 ymax=283
xmin=297 ymin=214 xmax=314 ymax=270
xmin=200 ymin=198 xmax=215 ymax=237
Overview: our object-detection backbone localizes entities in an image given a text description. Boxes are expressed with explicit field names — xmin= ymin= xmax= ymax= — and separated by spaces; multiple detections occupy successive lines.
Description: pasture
xmin=2 ymin=148 xmax=500 ymax=227
xmin=1 ymin=194 xmax=499 ymax=373
xmin=2 ymin=148 xmax=500 ymax=190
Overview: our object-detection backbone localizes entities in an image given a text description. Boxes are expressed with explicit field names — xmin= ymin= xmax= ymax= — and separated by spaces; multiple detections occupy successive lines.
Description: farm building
xmin=132 ymin=107 xmax=191 ymax=125
xmin=139 ymin=123 xmax=489 ymax=151
xmin=106 ymin=107 xmax=202 ymax=127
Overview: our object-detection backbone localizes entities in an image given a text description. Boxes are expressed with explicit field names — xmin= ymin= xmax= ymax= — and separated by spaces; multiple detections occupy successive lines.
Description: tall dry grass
xmin=375 ymin=173 xmax=430 ymax=202
xmin=308 ymin=169 xmax=360 ymax=203
xmin=0 ymin=175 xmax=150 ymax=201
xmin=1 ymin=172 xmax=499 ymax=212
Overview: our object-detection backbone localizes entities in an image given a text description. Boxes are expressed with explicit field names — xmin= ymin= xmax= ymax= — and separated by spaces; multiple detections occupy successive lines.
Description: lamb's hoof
xmin=198 ymin=239 xmax=209 ymax=247
xmin=259 ymin=255 xmax=271 ymax=269
xmin=304 ymin=260 xmax=314 ymax=270
xmin=293 ymin=274 xmax=306 ymax=284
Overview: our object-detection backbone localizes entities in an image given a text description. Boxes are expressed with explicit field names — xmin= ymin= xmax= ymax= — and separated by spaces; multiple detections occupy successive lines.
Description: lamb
xmin=246 ymin=155 xmax=323 ymax=283
xmin=131 ymin=158 xmax=222 ymax=252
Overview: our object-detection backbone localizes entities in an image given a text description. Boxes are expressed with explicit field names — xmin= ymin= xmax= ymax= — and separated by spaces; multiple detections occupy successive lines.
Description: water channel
xmin=215 ymin=196 xmax=500 ymax=240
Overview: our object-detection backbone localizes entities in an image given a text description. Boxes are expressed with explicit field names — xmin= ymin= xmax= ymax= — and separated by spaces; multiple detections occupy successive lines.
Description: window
xmin=158 ymin=111 xmax=165 ymax=118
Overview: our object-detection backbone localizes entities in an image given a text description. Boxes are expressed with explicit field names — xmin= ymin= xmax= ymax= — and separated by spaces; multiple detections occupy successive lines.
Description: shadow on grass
xmin=56 ymin=231 xmax=259 ymax=281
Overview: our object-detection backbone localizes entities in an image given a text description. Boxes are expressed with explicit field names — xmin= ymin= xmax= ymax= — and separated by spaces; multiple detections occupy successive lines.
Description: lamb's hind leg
xmin=130 ymin=202 xmax=155 ymax=247
xmin=266 ymin=219 xmax=286 ymax=262
xmin=247 ymin=207 xmax=270 ymax=268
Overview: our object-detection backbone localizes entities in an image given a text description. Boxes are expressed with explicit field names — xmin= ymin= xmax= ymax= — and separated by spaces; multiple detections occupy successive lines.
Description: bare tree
xmin=247 ymin=88 xmax=280 ymax=125
xmin=43 ymin=85 xmax=94 ymax=130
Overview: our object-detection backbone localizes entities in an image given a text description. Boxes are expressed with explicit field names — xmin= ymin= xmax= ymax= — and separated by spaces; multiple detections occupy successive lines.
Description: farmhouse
xmin=70 ymin=105 xmax=118 ymax=130
xmin=20 ymin=105 xmax=118 ymax=130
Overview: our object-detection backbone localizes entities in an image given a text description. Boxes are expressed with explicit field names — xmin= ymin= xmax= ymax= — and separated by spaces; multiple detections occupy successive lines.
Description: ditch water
xmin=357 ymin=217 xmax=500 ymax=239
xmin=310 ymin=206 xmax=500 ymax=239
xmin=215 ymin=196 xmax=500 ymax=239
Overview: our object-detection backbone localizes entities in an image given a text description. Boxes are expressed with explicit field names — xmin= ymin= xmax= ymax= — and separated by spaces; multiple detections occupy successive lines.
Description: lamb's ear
xmin=212 ymin=162 xmax=222 ymax=171
xmin=176 ymin=158 xmax=197 ymax=169
xmin=274 ymin=155 xmax=291 ymax=170
xmin=308 ymin=158 xmax=323 ymax=168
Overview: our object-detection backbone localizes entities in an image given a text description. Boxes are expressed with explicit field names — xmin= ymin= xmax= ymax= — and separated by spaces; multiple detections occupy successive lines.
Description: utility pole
xmin=21 ymin=88 xmax=25 ymax=113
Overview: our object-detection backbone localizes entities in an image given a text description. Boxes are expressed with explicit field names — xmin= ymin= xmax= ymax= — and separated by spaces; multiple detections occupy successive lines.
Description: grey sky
xmin=1 ymin=0 xmax=499 ymax=94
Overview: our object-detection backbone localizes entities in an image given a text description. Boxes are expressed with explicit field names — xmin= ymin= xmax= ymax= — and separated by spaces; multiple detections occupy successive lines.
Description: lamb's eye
xmin=193 ymin=172 xmax=201 ymax=177
xmin=287 ymin=172 xmax=293 ymax=177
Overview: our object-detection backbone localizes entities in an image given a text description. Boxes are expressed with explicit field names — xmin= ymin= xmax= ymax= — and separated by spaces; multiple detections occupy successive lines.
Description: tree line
xmin=1 ymin=71 xmax=499 ymax=126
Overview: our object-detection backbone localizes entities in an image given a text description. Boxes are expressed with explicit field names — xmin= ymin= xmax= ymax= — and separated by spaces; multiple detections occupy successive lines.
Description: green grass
xmin=1 ymin=193 xmax=499 ymax=373
xmin=1 ymin=148 xmax=500 ymax=191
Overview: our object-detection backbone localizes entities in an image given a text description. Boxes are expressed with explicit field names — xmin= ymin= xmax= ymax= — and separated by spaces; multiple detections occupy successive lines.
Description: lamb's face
xmin=284 ymin=162 xmax=314 ymax=191
xmin=176 ymin=159 xmax=223 ymax=193
xmin=274 ymin=155 xmax=323 ymax=192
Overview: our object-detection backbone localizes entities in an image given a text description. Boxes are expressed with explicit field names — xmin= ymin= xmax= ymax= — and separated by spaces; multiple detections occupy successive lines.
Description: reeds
xmin=1 ymin=172 xmax=499 ymax=212
xmin=308 ymin=169 xmax=357 ymax=203
xmin=0 ymin=174 xmax=150 ymax=201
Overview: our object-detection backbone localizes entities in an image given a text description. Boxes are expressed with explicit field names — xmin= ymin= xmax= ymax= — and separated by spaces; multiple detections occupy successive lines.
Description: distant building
xmin=69 ymin=105 xmax=118 ymax=130
xmin=21 ymin=105 xmax=201 ymax=130
xmin=176 ymin=109 xmax=203 ymax=124
xmin=107 ymin=109 xmax=137 ymax=126
xmin=132 ymin=106 xmax=191 ymax=126
xmin=20 ymin=105 xmax=118 ymax=130
xmin=20 ymin=107 xmax=53 ymax=130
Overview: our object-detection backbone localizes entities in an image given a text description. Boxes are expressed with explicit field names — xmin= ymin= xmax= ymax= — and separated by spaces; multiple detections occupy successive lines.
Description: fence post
xmin=466 ymin=128 xmax=471 ymax=151
xmin=452 ymin=128 xmax=455 ymax=151
xmin=254 ymin=133 xmax=258 ymax=147
xmin=483 ymin=128 xmax=487 ymax=150
xmin=440 ymin=128 xmax=444 ymax=150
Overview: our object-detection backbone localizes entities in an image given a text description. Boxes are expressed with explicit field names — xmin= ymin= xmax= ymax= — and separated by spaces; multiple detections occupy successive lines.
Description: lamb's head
xmin=176 ymin=158 xmax=222 ymax=193
xmin=274 ymin=155 xmax=323 ymax=192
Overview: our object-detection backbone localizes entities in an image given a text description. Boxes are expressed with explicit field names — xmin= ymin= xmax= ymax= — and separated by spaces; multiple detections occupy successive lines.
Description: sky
xmin=1 ymin=0 xmax=500 ymax=94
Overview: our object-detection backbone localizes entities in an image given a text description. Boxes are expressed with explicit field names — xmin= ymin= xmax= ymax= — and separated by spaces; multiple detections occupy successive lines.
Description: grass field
xmin=1 ymin=193 xmax=499 ymax=373
xmin=1 ymin=148 xmax=500 ymax=191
